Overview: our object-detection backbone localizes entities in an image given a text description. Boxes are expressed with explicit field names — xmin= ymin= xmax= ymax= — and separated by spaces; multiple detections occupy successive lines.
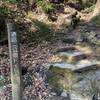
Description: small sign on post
xmin=7 ymin=21 xmax=22 ymax=100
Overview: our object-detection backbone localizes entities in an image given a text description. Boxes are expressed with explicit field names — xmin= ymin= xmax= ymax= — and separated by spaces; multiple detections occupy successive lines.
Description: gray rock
xmin=47 ymin=96 xmax=70 ymax=100
xmin=92 ymin=93 xmax=100 ymax=100
xmin=61 ymin=90 xmax=67 ymax=97
xmin=51 ymin=92 xmax=57 ymax=96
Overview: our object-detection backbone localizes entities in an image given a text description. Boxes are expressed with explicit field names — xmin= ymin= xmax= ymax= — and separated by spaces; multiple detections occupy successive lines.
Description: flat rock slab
xmin=57 ymin=51 xmax=87 ymax=62
xmin=58 ymin=51 xmax=85 ymax=57
xmin=45 ymin=60 xmax=100 ymax=72
xmin=58 ymin=51 xmax=84 ymax=57
xmin=47 ymin=96 xmax=69 ymax=100
xmin=70 ymin=92 xmax=91 ymax=100
xmin=72 ymin=70 xmax=100 ymax=96
xmin=75 ymin=45 xmax=92 ymax=54
xmin=47 ymin=63 xmax=75 ymax=70
xmin=47 ymin=93 xmax=91 ymax=100
xmin=74 ymin=60 xmax=100 ymax=72
xmin=56 ymin=45 xmax=92 ymax=55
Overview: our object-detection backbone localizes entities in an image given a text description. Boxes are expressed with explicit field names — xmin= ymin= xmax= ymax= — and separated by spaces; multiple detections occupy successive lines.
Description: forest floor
xmin=0 ymin=5 xmax=100 ymax=100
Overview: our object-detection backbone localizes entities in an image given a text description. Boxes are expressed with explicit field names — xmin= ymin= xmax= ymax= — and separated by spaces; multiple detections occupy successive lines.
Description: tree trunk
xmin=7 ymin=21 xmax=22 ymax=100
xmin=93 ymin=0 xmax=100 ymax=17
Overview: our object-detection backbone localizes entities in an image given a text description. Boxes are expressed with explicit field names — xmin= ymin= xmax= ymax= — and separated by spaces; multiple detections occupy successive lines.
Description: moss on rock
xmin=49 ymin=65 xmax=75 ymax=92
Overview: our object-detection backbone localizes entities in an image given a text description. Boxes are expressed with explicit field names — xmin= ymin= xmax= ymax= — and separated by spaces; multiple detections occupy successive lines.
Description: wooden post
xmin=7 ymin=21 xmax=22 ymax=100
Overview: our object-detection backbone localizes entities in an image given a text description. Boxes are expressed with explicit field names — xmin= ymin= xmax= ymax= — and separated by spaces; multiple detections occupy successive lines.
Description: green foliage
xmin=83 ymin=5 xmax=95 ymax=13
xmin=92 ymin=15 xmax=100 ymax=26
xmin=0 ymin=6 xmax=10 ymax=16
xmin=49 ymin=75 xmax=65 ymax=91
xmin=49 ymin=66 xmax=74 ymax=91
xmin=82 ymin=0 xmax=97 ymax=8
xmin=36 ymin=0 xmax=55 ymax=13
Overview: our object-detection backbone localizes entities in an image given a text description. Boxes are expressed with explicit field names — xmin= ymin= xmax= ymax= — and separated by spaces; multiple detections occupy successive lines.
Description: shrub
xmin=0 ymin=5 xmax=9 ymax=40
xmin=36 ymin=0 xmax=55 ymax=14
xmin=91 ymin=15 xmax=100 ymax=26
xmin=0 ymin=6 xmax=10 ymax=16
xmin=82 ymin=0 xmax=97 ymax=8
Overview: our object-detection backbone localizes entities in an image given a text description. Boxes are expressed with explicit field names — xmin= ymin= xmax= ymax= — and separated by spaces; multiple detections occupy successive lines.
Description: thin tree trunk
xmin=7 ymin=21 xmax=22 ymax=100
xmin=93 ymin=0 xmax=100 ymax=17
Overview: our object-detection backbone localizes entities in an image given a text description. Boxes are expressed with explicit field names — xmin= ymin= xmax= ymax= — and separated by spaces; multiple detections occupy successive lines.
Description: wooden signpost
xmin=7 ymin=22 xmax=22 ymax=100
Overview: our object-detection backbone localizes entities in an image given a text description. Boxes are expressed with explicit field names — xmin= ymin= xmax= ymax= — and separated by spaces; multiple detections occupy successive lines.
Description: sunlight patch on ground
xmin=75 ymin=45 xmax=93 ymax=54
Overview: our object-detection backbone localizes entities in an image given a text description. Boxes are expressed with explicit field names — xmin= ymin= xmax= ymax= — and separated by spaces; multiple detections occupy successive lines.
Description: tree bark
xmin=93 ymin=0 xmax=100 ymax=17
xmin=7 ymin=21 xmax=22 ymax=100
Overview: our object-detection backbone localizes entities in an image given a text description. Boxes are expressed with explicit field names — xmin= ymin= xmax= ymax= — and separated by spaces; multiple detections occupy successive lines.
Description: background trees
xmin=0 ymin=0 xmax=99 ymax=41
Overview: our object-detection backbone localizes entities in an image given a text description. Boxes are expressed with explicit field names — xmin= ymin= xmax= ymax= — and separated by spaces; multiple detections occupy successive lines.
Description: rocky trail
xmin=0 ymin=35 xmax=100 ymax=100
xmin=46 ymin=42 xmax=100 ymax=100
xmin=0 ymin=5 xmax=100 ymax=100
xmin=1 ymin=0 xmax=100 ymax=99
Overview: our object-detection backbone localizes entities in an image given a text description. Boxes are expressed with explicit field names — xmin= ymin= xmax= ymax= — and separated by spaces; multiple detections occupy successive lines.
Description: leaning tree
xmin=93 ymin=0 xmax=100 ymax=17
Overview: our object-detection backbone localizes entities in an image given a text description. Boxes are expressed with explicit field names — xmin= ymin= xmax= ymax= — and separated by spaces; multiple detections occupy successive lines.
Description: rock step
xmin=74 ymin=60 xmax=100 ymax=72
xmin=47 ymin=92 xmax=91 ymax=100
xmin=56 ymin=46 xmax=75 ymax=52
xmin=70 ymin=92 xmax=91 ymax=100
xmin=47 ymin=96 xmax=70 ymax=100
xmin=54 ymin=45 xmax=92 ymax=63
xmin=62 ymin=37 xmax=76 ymax=44
xmin=56 ymin=45 xmax=92 ymax=55
xmin=57 ymin=51 xmax=87 ymax=63
xmin=45 ymin=60 xmax=100 ymax=73
xmin=75 ymin=45 xmax=92 ymax=54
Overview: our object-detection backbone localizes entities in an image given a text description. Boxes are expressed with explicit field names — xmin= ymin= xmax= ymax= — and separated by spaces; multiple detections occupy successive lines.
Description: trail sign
xmin=7 ymin=22 xmax=22 ymax=100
